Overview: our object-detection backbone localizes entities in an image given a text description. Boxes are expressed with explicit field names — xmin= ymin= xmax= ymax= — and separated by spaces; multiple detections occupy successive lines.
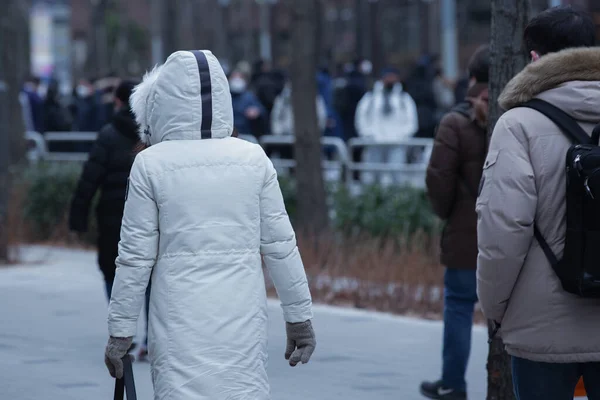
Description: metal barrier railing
xmin=39 ymin=131 xmax=260 ymax=162
xmin=28 ymin=131 xmax=435 ymax=188
xmin=44 ymin=131 xmax=98 ymax=162
xmin=259 ymin=135 xmax=349 ymax=182
xmin=347 ymin=138 xmax=434 ymax=190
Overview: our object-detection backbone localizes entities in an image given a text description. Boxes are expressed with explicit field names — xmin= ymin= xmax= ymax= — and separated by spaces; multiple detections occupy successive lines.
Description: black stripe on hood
xmin=189 ymin=51 xmax=213 ymax=139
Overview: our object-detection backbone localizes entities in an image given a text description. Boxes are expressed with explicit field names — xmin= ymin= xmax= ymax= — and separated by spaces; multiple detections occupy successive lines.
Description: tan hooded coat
xmin=477 ymin=48 xmax=600 ymax=363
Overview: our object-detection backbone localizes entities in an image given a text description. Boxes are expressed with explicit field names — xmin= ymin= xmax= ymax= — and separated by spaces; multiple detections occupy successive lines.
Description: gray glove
xmin=104 ymin=336 xmax=133 ymax=379
xmin=285 ymin=320 xmax=316 ymax=367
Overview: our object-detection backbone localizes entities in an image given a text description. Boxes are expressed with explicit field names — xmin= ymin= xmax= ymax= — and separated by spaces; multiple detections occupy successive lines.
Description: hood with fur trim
xmin=499 ymin=47 xmax=600 ymax=111
xmin=130 ymin=50 xmax=233 ymax=146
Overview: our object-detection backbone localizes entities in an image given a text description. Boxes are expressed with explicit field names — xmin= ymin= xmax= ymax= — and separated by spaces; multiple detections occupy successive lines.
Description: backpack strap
xmin=533 ymin=225 xmax=559 ymax=268
xmin=520 ymin=99 xmax=590 ymax=268
xmin=521 ymin=99 xmax=592 ymax=145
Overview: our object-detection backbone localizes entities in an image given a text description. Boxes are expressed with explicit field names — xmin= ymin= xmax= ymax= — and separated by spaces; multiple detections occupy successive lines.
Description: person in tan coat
xmin=421 ymin=46 xmax=489 ymax=400
xmin=477 ymin=6 xmax=600 ymax=399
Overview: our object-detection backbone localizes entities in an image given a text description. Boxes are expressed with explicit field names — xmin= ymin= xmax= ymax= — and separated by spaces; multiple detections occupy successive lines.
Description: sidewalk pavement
xmin=0 ymin=246 xmax=487 ymax=399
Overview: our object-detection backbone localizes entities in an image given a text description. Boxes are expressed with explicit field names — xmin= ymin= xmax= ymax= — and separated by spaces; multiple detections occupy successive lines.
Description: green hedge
xmin=278 ymin=176 xmax=439 ymax=238
xmin=333 ymin=184 xmax=439 ymax=238
xmin=19 ymin=164 xmax=439 ymax=242
xmin=21 ymin=163 xmax=82 ymax=239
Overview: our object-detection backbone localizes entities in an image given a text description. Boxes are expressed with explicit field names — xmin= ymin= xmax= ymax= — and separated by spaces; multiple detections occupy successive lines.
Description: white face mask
xmin=77 ymin=85 xmax=91 ymax=98
xmin=229 ymin=77 xmax=247 ymax=94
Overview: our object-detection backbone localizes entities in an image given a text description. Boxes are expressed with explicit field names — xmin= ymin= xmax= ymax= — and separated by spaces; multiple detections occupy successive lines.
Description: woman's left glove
xmin=104 ymin=336 xmax=133 ymax=378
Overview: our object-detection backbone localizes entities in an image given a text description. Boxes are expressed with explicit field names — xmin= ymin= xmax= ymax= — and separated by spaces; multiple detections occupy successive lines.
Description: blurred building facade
xmin=31 ymin=0 xmax=71 ymax=91
xmin=29 ymin=0 xmax=600 ymax=85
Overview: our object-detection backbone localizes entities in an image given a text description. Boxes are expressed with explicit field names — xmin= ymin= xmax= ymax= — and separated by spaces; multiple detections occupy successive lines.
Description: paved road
xmin=0 ymin=246 xmax=488 ymax=399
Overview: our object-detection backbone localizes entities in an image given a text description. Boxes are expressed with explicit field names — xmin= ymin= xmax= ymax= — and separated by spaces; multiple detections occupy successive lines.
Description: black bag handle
xmin=522 ymin=99 xmax=592 ymax=145
xmin=114 ymin=355 xmax=137 ymax=400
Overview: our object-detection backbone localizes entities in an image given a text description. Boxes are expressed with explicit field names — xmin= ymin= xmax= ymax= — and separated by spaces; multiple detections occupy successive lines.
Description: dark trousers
xmin=512 ymin=357 xmax=600 ymax=400
xmin=97 ymin=225 xmax=120 ymax=288
xmin=441 ymin=268 xmax=478 ymax=392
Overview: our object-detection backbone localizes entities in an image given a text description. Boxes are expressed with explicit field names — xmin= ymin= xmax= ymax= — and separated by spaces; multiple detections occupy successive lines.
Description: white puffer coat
xmin=107 ymin=50 xmax=313 ymax=399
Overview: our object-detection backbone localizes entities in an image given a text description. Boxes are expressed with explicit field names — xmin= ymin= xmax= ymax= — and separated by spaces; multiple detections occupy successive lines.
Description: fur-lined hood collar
xmin=499 ymin=47 xmax=600 ymax=110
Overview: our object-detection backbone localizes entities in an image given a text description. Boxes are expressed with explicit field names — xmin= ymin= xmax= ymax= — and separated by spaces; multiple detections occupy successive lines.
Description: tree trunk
xmin=489 ymin=0 xmax=531 ymax=133
xmin=369 ymin=1 xmax=382 ymax=76
xmin=487 ymin=0 xmax=530 ymax=398
xmin=288 ymin=0 xmax=328 ymax=235
xmin=0 ymin=46 xmax=8 ymax=263
xmin=87 ymin=0 xmax=109 ymax=77
xmin=162 ymin=0 xmax=179 ymax=58
xmin=150 ymin=0 xmax=164 ymax=64
xmin=0 ymin=0 xmax=29 ymax=263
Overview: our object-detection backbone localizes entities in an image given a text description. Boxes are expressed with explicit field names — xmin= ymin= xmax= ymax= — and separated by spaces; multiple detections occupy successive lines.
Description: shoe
xmin=137 ymin=345 xmax=149 ymax=362
xmin=420 ymin=380 xmax=467 ymax=400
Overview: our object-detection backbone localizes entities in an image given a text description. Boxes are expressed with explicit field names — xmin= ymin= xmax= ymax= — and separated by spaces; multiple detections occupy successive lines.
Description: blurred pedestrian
xmin=42 ymin=79 xmax=72 ymax=133
xmin=318 ymin=66 xmax=344 ymax=141
xmin=94 ymin=74 xmax=119 ymax=129
xmin=69 ymin=80 xmax=140 ymax=301
xmin=333 ymin=59 xmax=369 ymax=142
xmin=20 ymin=76 xmax=44 ymax=133
xmin=404 ymin=55 xmax=438 ymax=139
xmin=271 ymin=80 xmax=327 ymax=136
xmin=230 ymin=69 xmax=267 ymax=137
xmin=73 ymin=78 xmax=99 ymax=132
xmin=354 ymin=66 xmax=418 ymax=185
xmin=422 ymin=45 xmax=489 ymax=400
xmin=251 ymin=59 xmax=285 ymax=119
xmin=104 ymin=50 xmax=315 ymax=399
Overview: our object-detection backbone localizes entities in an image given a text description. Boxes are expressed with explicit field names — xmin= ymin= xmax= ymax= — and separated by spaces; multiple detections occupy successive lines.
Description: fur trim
xmin=129 ymin=64 xmax=164 ymax=144
xmin=499 ymin=47 xmax=600 ymax=110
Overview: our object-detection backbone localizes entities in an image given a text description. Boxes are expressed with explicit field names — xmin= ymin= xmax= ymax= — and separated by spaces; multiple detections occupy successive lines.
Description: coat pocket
xmin=477 ymin=150 xmax=499 ymax=206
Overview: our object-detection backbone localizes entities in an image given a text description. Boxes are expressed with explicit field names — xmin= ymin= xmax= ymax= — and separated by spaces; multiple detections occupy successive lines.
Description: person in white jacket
xmin=355 ymin=67 xmax=419 ymax=185
xmin=103 ymin=50 xmax=316 ymax=400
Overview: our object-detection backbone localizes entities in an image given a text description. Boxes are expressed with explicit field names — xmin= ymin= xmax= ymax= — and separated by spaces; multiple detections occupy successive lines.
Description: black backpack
xmin=522 ymin=99 xmax=600 ymax=297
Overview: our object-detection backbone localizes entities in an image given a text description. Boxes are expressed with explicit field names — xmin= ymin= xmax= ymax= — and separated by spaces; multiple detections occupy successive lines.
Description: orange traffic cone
xmin=575 ymin=377 xmax=586 ymax=398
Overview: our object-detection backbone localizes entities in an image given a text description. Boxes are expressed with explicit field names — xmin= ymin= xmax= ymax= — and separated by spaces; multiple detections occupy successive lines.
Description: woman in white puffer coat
xmin=104 ymin=50 xmax=316 ymax=400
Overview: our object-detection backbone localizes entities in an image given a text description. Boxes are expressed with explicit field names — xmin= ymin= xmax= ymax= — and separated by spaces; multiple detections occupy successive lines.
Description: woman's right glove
xmin=285 ymin=320 xmax=316 ymax=367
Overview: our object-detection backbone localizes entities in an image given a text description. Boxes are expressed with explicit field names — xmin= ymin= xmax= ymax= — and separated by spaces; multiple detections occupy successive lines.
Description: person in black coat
xmin=404 ymin=56 xmax=438 ymax=139
xmin=69 ymin=80 xmax=139 ymax=299
xmin=42 ymin=80 xmax=73 ymax=133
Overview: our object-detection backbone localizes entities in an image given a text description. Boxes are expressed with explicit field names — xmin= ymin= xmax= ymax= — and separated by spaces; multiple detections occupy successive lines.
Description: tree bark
xmin=87 ymin=0 xmax=109 ymax=77
xmin=162 ymin=0 xmax=179 ymax=58
xmin=288 ymin=0 xmax=329 ymax=235
xmin=489 ymin=0 xmax=531 ymax=133
xmin=0 ymin=0 xmax=29 ymax=263
xmin=487 ymin=0 xmax=530 ymax=398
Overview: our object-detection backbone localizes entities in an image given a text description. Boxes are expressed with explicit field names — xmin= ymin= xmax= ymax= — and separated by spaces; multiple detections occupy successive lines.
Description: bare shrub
xmin=266 ymin=231 xmax=444 ymax=318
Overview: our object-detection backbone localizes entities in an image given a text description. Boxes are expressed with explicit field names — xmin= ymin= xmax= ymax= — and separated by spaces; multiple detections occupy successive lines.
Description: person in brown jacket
xmin=421 ymin=46 xmax=489 ymax=400
xmin=477 ymin=6 xmax=600 ymax=400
